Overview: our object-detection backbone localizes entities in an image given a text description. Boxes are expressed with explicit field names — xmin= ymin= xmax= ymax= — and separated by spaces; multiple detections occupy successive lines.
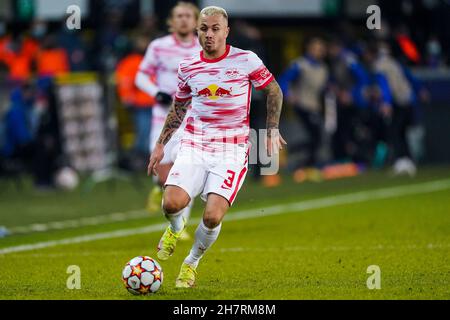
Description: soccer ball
xmin=122 ymin=256 xmax=163 ymax=295
xmin=55 ymin=167 xmax=79 ymax=191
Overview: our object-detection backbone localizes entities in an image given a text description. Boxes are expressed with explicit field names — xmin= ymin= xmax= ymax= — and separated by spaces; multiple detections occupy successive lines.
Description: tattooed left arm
xmin=262 ymin=79 xmax=287 ymax=155
xmin=263 ymin=79 xmax=284 ymax=131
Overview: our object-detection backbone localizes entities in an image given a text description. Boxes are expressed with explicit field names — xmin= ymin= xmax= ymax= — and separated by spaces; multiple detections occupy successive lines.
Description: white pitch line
xmin=7 ymin=210 xmax=149 ymax=235
xmin=5 ymin=242 xmax=448 ymax=259
xmin=218 ymin=243 xmax=450 ymax=253
xmin=0 ymin=178 xmax=449 ymax=255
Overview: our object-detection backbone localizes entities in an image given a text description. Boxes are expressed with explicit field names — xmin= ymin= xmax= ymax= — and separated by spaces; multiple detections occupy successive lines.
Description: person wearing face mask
xmin=426 ymin=36 xmax=444 ymax=68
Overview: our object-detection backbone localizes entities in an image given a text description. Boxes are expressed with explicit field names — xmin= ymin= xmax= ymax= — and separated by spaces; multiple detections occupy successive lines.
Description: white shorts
xmin=165 ymin=144 xmax=249 ymax=206
xmin=150 ymin=105 xmax=180 ymax=165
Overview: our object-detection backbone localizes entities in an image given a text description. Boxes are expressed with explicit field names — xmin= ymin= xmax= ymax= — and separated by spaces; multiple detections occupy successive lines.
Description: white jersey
xmin=138 ymin=33 xmax=201 ymax=102
xmin=175 ymin=45 xmax=274 ymax=153
xmin=139 ymin=33 xmax=201 ymax=157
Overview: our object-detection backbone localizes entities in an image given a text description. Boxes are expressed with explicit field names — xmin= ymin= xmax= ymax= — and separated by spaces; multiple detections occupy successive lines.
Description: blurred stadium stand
xmin=0 ymin=0 xmax=449 ymax=190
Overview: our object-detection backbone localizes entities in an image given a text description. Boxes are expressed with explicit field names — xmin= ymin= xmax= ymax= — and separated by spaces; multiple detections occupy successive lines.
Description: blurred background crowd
xmin=0 ymin=0 xmax=449 ymax=191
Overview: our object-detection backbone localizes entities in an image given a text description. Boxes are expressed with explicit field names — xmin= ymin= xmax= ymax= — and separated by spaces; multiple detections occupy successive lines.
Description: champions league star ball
xmin=122 ymin=256 xmax=163 ymax=295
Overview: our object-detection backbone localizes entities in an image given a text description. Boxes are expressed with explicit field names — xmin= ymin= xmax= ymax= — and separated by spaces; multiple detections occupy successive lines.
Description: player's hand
xmin=266 ymin=128 xmax=287 ymax=157
xmin=147 ymin=143 xmax=165 ymax=177
xmin=155 ymin=92 xmax=173 ymax=106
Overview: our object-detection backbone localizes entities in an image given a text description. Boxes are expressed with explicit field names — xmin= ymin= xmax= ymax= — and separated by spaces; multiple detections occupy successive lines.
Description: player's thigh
xmin=203 ymin=193 xmax=230 ymax=228
xmin=156 ymin=163 xmax=173 ymax=185
xmin=202 ymin=161 xmax=248 ymax=207
xmin=165 ymin=150 xmax=209 ymax=203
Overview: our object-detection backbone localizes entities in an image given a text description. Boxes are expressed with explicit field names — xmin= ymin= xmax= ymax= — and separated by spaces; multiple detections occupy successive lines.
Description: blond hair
xmin=167 ymin=2 xmax=200 ymax=32
xmin=200 ymin=6 xmax=228 ymax=21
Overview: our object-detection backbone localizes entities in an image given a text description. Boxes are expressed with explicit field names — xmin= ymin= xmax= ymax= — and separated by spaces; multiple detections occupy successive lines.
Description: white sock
xmin=184 ymin=221 xmax=222 ymax=268
xmin=180 ymin=199 xmax=194 ymax=223
xmin=163 ymin=204 xmax=185 ymax=233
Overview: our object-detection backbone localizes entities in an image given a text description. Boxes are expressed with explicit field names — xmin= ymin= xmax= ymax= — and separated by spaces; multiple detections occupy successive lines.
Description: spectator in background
xmin=134 ymin=14 xmax=164 ymax=45
xmin=35 ymin=34 xmax=70 ymax=78
xmin=356 ymin=42 xmax=394 ymax=168
xmin=374 ymin=42 xmax=429 ymax=176
xmin=57 ymin=19 xmax=90 ymax=71
xmin=425 ymin=35 xmax=445 ymax=69
xmin=0 ymin=34 xmax=37 ymax=84
xmin=327 ymin=38 xmax=362 ymax=162
xmin=1 ymin=81 xmax=62 ymax=190
xmin=278 ymin=37 xmax=329 ymax=182
xmin=328 ymin=39 xmax=395 ymax=166
xmin=31 ymin=78 xmax=62 ymax=189
xmin=116 ymin=34 xmax=155 ymax=164
xmin=1 ymin=85 xmax=35 ymax=161
xmin=94 ymin=8 xmax=130 ymax=72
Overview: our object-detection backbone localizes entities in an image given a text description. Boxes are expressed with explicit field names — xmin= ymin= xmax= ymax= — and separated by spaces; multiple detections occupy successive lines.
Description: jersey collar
xmin=172 ymin=33 xmax=197 ymax=48
xmin=200 ymin=45 xmax=231 ymax=63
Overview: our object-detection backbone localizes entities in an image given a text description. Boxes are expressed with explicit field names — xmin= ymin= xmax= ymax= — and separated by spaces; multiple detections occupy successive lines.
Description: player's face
xmin=171 ymin=6 xmax=197 ymax=36
xmin=308 ymin=40 xmax=326 ymax=61
xmin=197 ymin=14 xmax=229 ymax=54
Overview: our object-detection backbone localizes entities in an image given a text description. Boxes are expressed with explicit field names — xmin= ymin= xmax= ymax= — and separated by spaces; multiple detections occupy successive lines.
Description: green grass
xmin=0 ymin=166 xmax=449 ymax=299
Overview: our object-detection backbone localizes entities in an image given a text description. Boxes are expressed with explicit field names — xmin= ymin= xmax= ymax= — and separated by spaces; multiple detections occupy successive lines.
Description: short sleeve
xmin=247 ymin=51 xmax=274 ymax=90
xmin=175 ymin=62 xmax=192 ymax=101
xmin=138 ymin=42 xmax=157 ymax=76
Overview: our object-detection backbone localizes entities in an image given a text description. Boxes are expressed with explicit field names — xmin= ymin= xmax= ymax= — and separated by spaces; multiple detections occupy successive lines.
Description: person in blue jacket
xmin=328 ymin=39 xmax=393 ymax=165
xmin=1 ymin=85 xmax=36 ymax=159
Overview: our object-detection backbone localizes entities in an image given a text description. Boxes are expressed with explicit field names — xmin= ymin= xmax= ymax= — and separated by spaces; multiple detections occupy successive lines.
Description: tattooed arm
xmin=147 ymin=98 xmax=191 ymax=176
xmin=157 ymin=98 xmax=191 ymax=145
xmin=262 ymin=79 xmax=287 ymax=156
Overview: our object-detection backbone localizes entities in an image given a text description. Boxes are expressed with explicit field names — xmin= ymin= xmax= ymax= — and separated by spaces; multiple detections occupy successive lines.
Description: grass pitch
xmin=0 ymin=166 xmax=449 ymax=300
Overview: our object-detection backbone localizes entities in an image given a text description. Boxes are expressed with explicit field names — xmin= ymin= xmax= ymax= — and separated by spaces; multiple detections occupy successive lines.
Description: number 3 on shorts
xmin=222 ymin=170 xmax=236 ymax=189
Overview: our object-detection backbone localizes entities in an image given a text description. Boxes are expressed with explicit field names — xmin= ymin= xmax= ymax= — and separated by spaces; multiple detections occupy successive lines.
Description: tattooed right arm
xmin=157 ymin=98 xmax=191 ymax=145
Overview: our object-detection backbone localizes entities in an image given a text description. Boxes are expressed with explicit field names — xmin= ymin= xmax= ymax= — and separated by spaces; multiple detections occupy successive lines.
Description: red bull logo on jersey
xmin=197 ymin=84 xmax=232 ymax=100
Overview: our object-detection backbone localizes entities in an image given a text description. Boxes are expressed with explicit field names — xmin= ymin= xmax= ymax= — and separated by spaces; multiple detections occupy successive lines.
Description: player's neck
xmin=173 ymin=32 xmax=194 ymax=45
xmin=203 ymin=45 xmax=227 ymax=60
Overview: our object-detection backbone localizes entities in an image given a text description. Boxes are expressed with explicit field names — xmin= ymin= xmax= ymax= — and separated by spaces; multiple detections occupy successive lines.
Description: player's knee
xmin=162 ymin=199 xmax=183 ymax=215
xmin=203 ymin=213 xmax=222 ymax=229
xmin=162 ymin=194 xmax=188 ymax=215
xmin=162 ymin=187 xmax=190 ymax=215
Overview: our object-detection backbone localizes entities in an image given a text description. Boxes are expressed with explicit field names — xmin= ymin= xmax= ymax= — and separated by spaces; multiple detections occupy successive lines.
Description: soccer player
xmin=135 ymin=2 xmax=201 ymax=229
xmin=147 ymin=6 xmax=286 ymax=288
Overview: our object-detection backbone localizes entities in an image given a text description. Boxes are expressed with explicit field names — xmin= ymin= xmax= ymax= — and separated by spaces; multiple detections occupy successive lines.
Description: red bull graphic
xmin=197 ymin=84 xmax=232 ymax=100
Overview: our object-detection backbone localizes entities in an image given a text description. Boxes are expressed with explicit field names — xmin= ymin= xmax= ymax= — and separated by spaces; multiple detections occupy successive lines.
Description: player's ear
xmin=226 ymin=26 xmax=230 ymax=38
